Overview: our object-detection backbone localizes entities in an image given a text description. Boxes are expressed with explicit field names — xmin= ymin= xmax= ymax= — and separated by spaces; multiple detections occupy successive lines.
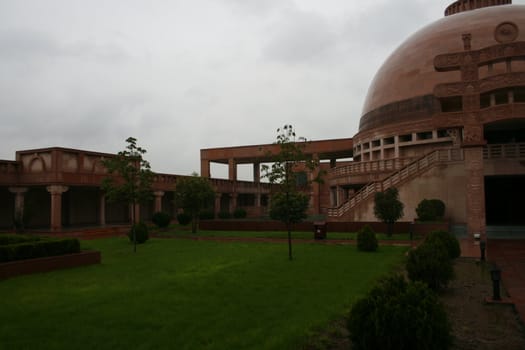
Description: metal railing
xmin=483 ymin=143 xmax=525 ymax=159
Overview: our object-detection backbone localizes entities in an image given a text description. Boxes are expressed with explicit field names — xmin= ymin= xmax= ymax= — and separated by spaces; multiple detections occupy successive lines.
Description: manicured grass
xmin=159 ymin=227 xmax=412 ymax=241
xmin=0 ymin=237 xmax=407 ymax=349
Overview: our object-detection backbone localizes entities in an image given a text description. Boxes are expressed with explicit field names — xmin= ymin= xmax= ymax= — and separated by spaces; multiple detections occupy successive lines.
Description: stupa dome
xmin=359 ymin=1 xmax=525 ymax=133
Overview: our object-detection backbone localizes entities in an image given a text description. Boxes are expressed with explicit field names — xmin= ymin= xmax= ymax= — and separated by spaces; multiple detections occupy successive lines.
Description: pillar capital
xmin=8 ymin=187 xmax=28 ymax=194
xmin=154 ymin=191 xmax=165 ymax=197
xmin=47 ymin=185 xmax=69 ymax=194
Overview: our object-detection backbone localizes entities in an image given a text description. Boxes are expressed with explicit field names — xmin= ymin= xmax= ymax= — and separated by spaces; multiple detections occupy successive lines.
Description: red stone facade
xmin=1 ymin=2 xmax=525 ymax=239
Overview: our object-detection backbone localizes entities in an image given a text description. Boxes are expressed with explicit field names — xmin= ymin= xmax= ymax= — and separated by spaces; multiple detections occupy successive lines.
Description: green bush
xmin=233 ymin=208 xmax=247 ymax=219
xmin=425 ymin=230 xmax=461 ymax=259
xmin=416 ymin=199 xmax=446 ymax=221
xmin=151 ymin=211 xmax=172 ymax=229
xmin=406 ymin=240 xmax=454 ymax=291
xmin=218 ymin=211 xmax=231 ymax=219
xmin=177 ymin=212 xmax=192 ymax=226
xmin=0 ymin=234 xmax=40 ymax=246
xmin=128 ymin=222 xmax=149 ymax=244
xmin=199 ymin=210 xmax=215 ymax=220
xmin=348 ymin=274 xmax=452 ymax=350
xmin=357 ymin=225 xmax=378 ymax=252
xmin=0 ymin=238 xmax=80 ymax=262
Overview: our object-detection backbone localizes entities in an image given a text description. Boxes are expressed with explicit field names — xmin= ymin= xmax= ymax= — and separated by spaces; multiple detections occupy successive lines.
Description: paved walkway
xmin=486 ymin=239 xmax=525 ymax=323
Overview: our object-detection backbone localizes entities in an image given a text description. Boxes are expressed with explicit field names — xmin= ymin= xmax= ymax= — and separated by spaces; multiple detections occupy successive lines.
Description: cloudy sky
xmin=1 ymin=0 xmax=523 ymax=179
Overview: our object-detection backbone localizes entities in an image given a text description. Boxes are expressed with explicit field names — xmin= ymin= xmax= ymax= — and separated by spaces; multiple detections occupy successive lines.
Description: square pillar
xmin=154 ymin=191 xmax=165 ymax=213
xmin=47 ymin=185 xmax=68 ymax=232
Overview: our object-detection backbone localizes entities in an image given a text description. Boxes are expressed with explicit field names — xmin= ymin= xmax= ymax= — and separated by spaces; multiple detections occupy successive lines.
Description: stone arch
xmin=28 ymin=156 xmax=46 ymax=172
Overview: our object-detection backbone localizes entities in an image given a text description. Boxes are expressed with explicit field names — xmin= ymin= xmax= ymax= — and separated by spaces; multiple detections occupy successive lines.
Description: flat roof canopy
xmin=201 ymin=138 xmax=353 ymax=164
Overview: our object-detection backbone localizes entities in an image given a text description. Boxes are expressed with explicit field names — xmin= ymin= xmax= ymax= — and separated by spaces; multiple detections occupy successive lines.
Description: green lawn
xmin=159 ymin=227 xmax=413 ymax=241
xmin=0 ymin=237 xmax=407 ymax=349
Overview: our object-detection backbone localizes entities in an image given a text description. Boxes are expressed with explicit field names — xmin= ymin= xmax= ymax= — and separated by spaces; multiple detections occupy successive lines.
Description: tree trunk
xmin=287 ymin=221 xmax=293 ymax=261
xmin=387 ymin=222 xmax=393 ymax=237
xmin=191 ymin=214 xmax=197 ymax=234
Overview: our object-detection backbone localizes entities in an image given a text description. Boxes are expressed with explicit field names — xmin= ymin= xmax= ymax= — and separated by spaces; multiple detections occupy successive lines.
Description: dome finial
xmin=445 ymin=0 xmax=512 ymax=17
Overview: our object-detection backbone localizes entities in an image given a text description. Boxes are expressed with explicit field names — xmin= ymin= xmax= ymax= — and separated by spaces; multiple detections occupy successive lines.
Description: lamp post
xmin=480 ymin=240 xmax=486 ymax=261
xmin=490 ymin=267 xmax=502 ymax=301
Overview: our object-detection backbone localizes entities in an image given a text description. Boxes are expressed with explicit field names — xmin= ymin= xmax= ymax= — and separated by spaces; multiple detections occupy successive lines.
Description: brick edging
xmin=0 ymin=250 xmax=101 ymax=280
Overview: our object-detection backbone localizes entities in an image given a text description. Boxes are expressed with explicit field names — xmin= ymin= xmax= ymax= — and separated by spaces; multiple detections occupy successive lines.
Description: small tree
xmin=173 ymin=173 xmax=215 ymax=233
xmin=102 ymin=137 xmax=153 ymax=252
xmin=374 ymin=187 xmax=404 ymax=237
xmin=262 ymin=125 xmax=323 ymax=260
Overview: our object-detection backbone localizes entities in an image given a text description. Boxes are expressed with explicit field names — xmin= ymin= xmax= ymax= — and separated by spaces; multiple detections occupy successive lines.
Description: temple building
xmin=1 ymin=0 xmax=525 ymax=241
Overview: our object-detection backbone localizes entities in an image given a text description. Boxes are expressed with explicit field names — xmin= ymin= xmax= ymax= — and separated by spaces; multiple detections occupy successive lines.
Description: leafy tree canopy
xmin=173 ymin=173 xmax=215 ymax=233
xmin=373 ymin=187 xmax=404 ymax=236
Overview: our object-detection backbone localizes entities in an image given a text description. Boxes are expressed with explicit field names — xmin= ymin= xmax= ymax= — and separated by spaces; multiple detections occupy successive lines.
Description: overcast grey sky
xmin=1 ymin=0 xmax=523 ymax=178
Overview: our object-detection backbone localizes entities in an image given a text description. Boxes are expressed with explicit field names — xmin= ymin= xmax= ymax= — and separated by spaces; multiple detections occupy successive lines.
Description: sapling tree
xmin=173 ymin=173 xmax=215 ymax=234
xmin=262 ymin=125 xmax=323 ymax=260
xmin=102 ymin=137 xmax=153 ymax=252
xmin=373 ymin=187 xmax=404 ymax=237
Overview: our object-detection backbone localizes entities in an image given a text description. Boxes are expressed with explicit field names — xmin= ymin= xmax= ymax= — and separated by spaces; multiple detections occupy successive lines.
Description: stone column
xmin=214 ymin=193 xmax=222 ymax=217
xmin=230 ymin=193 xmax=238 ymax=213
xmin=9 ymin=187 xmax=28 ymax=227
xmin=253 ymin=163 xmax=260 ymax=183
xmin=154 ymin=191 xmax=165 ymax=213
xmin=47 ymin=185 xmax=68 ymax=232
xmin=228 ymin=159 xmax=237 ymax=181
xmin=201 ymin=159 xmax=211 ymax=178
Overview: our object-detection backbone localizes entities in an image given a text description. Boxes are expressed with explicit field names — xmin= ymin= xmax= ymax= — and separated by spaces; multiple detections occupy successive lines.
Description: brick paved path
xmin=487 ymin=240 xmax=525 ymax=323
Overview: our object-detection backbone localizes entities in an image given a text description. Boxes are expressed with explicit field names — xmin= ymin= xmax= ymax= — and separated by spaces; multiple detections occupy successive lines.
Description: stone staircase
xmin=327 ymin=147 xmax=464 ymax=218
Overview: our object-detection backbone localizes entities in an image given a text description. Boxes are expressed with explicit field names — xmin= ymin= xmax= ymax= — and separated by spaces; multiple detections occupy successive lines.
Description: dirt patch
xmin=305 ymin=258 xmax=525 ymax=349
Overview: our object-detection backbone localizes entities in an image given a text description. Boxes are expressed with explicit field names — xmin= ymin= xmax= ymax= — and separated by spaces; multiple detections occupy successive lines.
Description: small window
xmin=437 ymin=129 xmax=449 ymax=138
xmin=383 ymin=137 xmax=395 ymax=145
xmin=480 ymin=93 xmax=490 ymax=109
xmin=399 ymin=134 xmax=413 ymax=143
xmin=440 ymin=96 xmax=463 ymax=112
xmin=416 ymin=131 xmax=433 ymax=141
xmin=372 ymin=139 xmax=381 ymax=148
xmin=514 ymin=87 xmax=525 ymax=103
xmin=494 ymin=89 xmax=508 ymax=105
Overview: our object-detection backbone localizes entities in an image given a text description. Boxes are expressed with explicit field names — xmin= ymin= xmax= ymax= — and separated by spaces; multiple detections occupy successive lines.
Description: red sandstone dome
xmin=359 ymin=1 xmax=525 ymax=133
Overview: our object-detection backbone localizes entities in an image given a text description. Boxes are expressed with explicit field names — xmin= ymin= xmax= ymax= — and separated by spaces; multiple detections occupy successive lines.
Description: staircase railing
xmin=327 ymin=148 xmax=464 ymax=217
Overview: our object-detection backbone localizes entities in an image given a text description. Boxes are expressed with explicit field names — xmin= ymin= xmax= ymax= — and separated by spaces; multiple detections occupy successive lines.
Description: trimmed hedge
xmin=177 ymin=212 xmax=192 ymax=226
xmin=357 ymin=225 xmax=378 ymax=252
xmin=233 ymin=208 xmax=247 ymax=219
xmin=348 ymin=274 xmax=452 ymax=350
xmin=406 ymin=240 xmax=454 ymax=291
xmin=0 ymin=238 xmax=81 ymax=263
xmin=152 ymin=211 xmax=172 ymax=229
xmin=0 ymin=234 xmax=41 ymax=246
xmin=416 ymin=199 xmax=446 ymax=221
xmin=128 ymin=222 xmax=149 ymax=244
xmin=424 ymin=230 xmax=461 ymax=259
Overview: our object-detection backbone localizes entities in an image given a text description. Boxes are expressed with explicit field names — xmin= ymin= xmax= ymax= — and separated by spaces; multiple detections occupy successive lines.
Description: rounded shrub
xmin=425 ymin=230 xmax=461 ymax=259
xmin=128 ymin=222 xmax=149 ymax=244
xmin=233 ymin=208 xmax=247 ymax=219
xmin=218 ymin=211 xmax=231 ymax=219
xmin=348 ymin=274 xmax=452 ymax=350
xmin=199 ymin=210 xmax=215 ymax=220
xmin=406 ymin=240 xmax=454 ymax=290
xmin=151 ymin=211 xmax=172 ymax=229
xmin=176 ymin=212 xmax=192 ymax=226
xmin=416 ymin=199 xmax=446 ymax=221
xmin=357 ymin=225 xmax=378 ymax=252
